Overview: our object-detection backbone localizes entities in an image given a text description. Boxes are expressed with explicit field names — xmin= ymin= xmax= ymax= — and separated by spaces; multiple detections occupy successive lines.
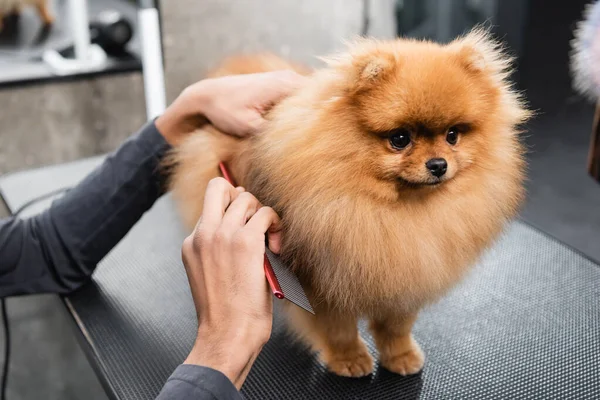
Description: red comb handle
xmin=219 ymin=162 xmax=236 ymax=186
xmin=264 ymin=254 xmax=284 ymax=299
xmin=218 ymin=162 xmax=284 ymax=300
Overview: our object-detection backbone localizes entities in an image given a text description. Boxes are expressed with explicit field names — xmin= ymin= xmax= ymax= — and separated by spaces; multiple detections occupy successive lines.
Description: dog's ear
xmin=321 ymin=39 xmax=396 ymax=93
xmin=353 ymin=55 xmax=395 ymax=88
xmin=448 ymin=27 xmax=512 ymax=78
xmin=449 ymin=27 xmax=531 ymax=125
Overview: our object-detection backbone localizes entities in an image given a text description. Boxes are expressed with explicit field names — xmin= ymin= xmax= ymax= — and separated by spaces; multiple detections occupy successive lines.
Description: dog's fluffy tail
xmin=167 ymin=53 xmax=308 ymax=230
xmin=205 ymin=53 xmax=310 ymax=78
xmin=166 ymin=124 xmax=241 ymax=230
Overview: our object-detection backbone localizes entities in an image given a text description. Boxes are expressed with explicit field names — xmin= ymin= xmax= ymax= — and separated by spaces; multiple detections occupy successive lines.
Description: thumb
xmin=267 ymin=229 xmax=282 ymax=255
xmin=255 ymin=71 xmax=308 ymax=114
xmin=268 ymin=72 xmax=309 ymax=104
xmin=274 ymin=70 xmax=309 ymax=91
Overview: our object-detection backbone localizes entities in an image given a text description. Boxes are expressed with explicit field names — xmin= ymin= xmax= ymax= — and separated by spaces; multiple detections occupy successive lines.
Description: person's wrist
xmin=187 ymin=79 xmax=213 ymax=113
xmin=184 ymin=344 xmax=256 ymax=388
xmin=184 ymin=326 xmax=263 ymax=389
xmin=155 ymin=106 xmax=185 ymax=146
xmin=155 ymin=81 xmax=212 ymax=146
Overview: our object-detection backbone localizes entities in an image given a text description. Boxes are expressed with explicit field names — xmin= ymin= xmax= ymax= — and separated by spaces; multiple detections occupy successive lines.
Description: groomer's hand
xmin=181 ymin=178 xmax=282 ymax=389
xmin=156 ymin=70 xmax=307 ymax=145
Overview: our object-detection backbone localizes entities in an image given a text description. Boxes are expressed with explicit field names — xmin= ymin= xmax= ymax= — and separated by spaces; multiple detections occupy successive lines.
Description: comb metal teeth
xmin=265 ymin=248 xmax=315 ymax=314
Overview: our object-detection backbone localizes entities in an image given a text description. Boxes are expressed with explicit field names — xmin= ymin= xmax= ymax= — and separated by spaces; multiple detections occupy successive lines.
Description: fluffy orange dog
xmin=169 ymin=28 xmax=530 ymax=378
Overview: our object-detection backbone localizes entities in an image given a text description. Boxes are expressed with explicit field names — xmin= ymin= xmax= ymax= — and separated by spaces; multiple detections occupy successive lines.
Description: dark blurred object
xmin=395 ymin=0 xmax=495 ymax=42
xmin=394 ymin=0 xmax=528 ymax=62
xmin=589 ymin=107 xmax=600 ymax=182
xmin=570 ymin=1 xmax=600 ymax=102
xmin=51 ymin=10 xmax=134 ymax=61
xmin=89 ymin=10 xmax=133 ymax=56
xmin=394 ymin=0 xmax=428 ymax=38
xmin=0 ymin=13 xmax=21 ymax=38
xmin=568 ymin=0 xmax=600 ymax=183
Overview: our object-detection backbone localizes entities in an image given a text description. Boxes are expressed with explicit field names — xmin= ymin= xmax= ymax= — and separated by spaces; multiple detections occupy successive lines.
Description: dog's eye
xmin=446 ymin=127 xmax=459 ymax=145
xmin=389 ymin=130 xmax=411 ymax=150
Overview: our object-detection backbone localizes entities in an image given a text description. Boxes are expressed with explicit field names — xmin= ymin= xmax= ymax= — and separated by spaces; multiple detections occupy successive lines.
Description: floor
xmin=1 ymin=0 xmax=600 ymax=399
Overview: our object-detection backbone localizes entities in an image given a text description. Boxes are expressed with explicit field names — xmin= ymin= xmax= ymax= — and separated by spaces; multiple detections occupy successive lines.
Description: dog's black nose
xmin=425 ymin=158 xmax=447 ymax=178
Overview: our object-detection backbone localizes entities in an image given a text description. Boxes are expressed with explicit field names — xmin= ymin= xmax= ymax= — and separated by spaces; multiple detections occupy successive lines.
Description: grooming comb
xmin=218 ymin=162 xmax=315 ymax=314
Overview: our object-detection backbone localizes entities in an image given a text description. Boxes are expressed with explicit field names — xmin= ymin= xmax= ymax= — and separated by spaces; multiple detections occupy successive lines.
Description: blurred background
xmin=0 ymin=0 xmax=597 ymax=398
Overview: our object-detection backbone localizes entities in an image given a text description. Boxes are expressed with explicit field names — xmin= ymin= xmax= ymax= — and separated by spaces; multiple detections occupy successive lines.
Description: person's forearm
xmin=0 ymin=121 xmax=170 ymax=297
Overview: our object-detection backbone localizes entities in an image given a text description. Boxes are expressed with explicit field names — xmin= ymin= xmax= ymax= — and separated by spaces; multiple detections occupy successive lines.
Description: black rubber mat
xmin=1 ymin=159 xmax=600 ymax=399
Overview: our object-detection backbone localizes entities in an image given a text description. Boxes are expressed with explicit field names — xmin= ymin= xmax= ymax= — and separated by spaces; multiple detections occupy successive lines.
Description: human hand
xmin=181 ymin=178 xmax=282 ymax=389
xmin=156 ymin=70 xmax=307 ymax=145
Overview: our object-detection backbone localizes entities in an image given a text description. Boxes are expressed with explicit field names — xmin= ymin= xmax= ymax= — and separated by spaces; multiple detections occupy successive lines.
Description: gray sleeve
xmin=156 ymin=365 xmax=243 ymax=400
xmin=0 ymin=121 xmax=171 ymax=297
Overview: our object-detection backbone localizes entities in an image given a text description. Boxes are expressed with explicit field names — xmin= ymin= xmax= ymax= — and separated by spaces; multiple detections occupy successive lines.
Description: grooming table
xmin=1 ymin=157 xmax=599 ymax=400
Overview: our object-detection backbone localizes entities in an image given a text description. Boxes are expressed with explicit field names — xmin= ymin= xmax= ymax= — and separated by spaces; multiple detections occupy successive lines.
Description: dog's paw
xmin=380 ymin=339 xmax=424 ymax=376
xmin=321 ymin=340 xmax=374 ymax=378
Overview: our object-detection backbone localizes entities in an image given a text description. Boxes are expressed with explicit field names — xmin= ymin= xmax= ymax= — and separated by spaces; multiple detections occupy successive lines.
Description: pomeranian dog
xmin=0 ymin=0 xmax=53 ymax=30
xmin=169 ymin=28 xmax=530 ymax=378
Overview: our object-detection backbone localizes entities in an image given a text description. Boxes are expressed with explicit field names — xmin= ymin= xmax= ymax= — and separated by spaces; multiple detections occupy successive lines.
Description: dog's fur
xmin=169 ymin=29 xmax=530 ymax=377
xmin=0 ymin=0 xmax=53 ymax=30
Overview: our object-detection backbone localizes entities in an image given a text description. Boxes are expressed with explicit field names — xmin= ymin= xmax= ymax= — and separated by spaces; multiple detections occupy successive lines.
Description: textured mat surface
xmin=2 ymin=160 xmax=600 ymax=400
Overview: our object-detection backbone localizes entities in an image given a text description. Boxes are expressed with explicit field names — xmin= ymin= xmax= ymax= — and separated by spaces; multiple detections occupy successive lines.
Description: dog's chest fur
xmin=246 ymin=153 xmax=521 ymax=317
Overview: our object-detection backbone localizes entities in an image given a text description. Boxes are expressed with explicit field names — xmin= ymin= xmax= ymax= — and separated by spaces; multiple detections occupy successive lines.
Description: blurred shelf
xmin=0 ymin=0 xmax=144 ymax=88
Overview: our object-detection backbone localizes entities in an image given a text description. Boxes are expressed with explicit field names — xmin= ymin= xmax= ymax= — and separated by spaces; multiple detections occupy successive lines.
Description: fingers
xmin=244 ymin=206 xmax=283 ymax=254
xmin=197 ymin=178 xmax=241 ymax=230
xmin=261 ymin=70 xmax=308 ymax=107
xmin=202 ymin=180 xmax=283 ymax=255
xmin=190 ymin=70 xmax=308 ymax=138
xmin=249 ymin=70 xmax=308 ymax=119
xmin=273 ymin=70 xmax=309 ymax=91
xmin=220 ymin=191 xmax=262 ymax=230
xmin=267 ymin=229 xmax=283 ymax=255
